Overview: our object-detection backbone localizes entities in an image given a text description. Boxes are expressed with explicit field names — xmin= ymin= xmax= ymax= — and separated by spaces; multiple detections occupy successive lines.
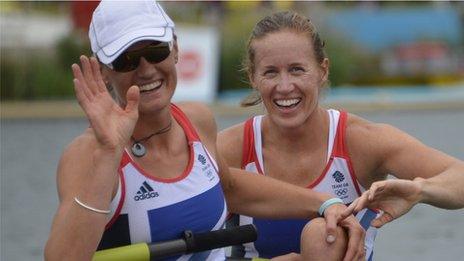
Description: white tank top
xmin=98 ymin=104 xmax=228 ymax=261
xmin=234 ymin=109 xmax=378 ymax=260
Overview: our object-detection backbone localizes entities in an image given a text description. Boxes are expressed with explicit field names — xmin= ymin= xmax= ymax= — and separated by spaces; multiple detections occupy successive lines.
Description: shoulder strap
xmin=170 ymin=103 xmax=200 ymax=142
xmin=332 ymin=111 xmax=348 ymax=157
xmin=241 ymin=117 xmax=255 ymax=169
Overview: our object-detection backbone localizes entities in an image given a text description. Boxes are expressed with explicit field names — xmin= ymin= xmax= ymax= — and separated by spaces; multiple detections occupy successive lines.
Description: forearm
xmin=225 ymin=168 xmax=332 ymax=219
xmin=417 ymin=162 xmax=464 ymax=209
xmin=45 ymin=204 xmax=109 ymax=260
xmin=45 ymin=148 xmax=122 ymax=260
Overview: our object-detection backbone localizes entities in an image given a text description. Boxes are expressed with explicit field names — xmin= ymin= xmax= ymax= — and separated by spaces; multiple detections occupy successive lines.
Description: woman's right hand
xmin=342 ymin=179 xmax=422 ymax=228
xmin=72 ymin=55 xmax=139 ymax=151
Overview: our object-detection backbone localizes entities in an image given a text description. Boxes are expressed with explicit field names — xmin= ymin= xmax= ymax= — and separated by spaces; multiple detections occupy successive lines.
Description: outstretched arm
xmin=343 ymin=116 xmax=464 ymax=228
xmin=416 ymin=162 xmax=464 ymax=209
xmin=345 ymin=162 xmax=464 ymax=228
xmin=45 ymin=56 xmax=139 ymax=260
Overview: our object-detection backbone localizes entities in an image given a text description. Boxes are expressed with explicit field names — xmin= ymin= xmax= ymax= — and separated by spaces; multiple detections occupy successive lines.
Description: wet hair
xmin=241 ymin=11 xmax=327 ymax=107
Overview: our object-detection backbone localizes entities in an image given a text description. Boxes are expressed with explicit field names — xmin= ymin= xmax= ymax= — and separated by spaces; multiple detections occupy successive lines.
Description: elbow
xmin=44 ymin=241 xmax=58 ymax=261
xmin=44 ymin=239 xmax=66 ymax=261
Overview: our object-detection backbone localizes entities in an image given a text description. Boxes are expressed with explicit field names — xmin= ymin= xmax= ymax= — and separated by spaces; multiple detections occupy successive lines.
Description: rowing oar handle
xmin=151 ymin=224 xmax=258 ymax=260
xmin=185 ymin=224 xmax=257 ymax=254
xmin=92 ymin=224 xmax=258 ymax=261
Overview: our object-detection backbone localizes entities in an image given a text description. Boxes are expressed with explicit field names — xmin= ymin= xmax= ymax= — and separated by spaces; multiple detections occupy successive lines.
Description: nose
xmin=135 ymin=57 xmax=156 ymax=78
xmin=276 ymin=73 xmax=294 ymax=93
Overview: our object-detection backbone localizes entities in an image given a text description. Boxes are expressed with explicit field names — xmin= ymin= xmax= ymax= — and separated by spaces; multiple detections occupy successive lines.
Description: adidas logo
xmin=134 ymin=181 xmax=159 ymax=201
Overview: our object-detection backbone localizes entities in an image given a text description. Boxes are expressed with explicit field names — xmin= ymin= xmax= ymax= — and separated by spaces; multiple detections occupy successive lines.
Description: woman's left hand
xmin=342 ymin=179 xmax=422 ymax=228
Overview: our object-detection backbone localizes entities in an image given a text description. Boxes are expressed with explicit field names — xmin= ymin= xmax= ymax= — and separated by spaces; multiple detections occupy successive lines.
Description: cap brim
xmin=97 ymin=27 xmax=173 ymax=64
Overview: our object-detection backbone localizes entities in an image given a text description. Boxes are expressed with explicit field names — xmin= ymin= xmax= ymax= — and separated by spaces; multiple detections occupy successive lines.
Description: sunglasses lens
xmin=110 ymin=42 xmax=172 ymax=72
xmin=112 ymin=53 xmax=137 ymax=72
xmin=144 ymin=43 xmax=171 ymax=64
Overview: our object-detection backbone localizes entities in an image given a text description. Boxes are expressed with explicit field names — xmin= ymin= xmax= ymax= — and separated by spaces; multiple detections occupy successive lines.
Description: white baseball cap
xmin=89 ymin=0 xmax=175 ymax=65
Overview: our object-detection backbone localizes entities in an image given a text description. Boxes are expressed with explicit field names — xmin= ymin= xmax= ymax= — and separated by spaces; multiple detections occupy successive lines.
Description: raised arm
xmin=44 ymin=56 xmax=139 ymax=260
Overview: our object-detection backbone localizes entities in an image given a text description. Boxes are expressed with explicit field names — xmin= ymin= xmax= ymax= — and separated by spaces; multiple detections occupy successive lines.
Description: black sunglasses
xmin=107 ymin=41 xmax=173 ymax=72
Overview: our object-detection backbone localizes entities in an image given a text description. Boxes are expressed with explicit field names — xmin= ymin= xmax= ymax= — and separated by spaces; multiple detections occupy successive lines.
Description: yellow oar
xmin=93 ymin=243 xmax=149 ymax=261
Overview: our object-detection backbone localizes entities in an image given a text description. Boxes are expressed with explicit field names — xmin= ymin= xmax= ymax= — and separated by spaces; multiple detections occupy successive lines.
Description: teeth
xmin=275 ymin=98 xmax=300 ymax=107
xmin=139 ymin=81 xmax=162 ymax=91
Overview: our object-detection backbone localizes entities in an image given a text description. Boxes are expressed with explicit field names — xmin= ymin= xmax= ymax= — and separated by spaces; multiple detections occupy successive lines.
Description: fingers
xmin=80 ymin=55 xmax=99 ymax=96
xmin=89 ymin=57 xmax=108 ymax=93
xmin=324 ymin=211 xmax=337 ymax=243
xmin=352 ymin=191 xmax=371 ymax=213
xmin=72 ymin=78 xmax=87 ymax=105
xmin=358 ymin=244 xmax=366 ymax=261
xmin=341 ymin=199 xmax=358 ymax=219
xmin=72 ymin=65 xmax=92 ymax=104
xmin=125 ymin=85 xmax=140 ymax=116
xmin=368 ymin=181 xmax=386 ymax=201
xmin=371 ymin=212 xmax=393 ymax=228
xmin=341 ymin=217 xmax=366 ymax=261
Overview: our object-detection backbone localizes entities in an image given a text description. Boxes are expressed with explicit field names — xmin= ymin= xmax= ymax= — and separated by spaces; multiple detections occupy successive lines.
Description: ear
xmin=320 ymin=58 xmax=329 ymax=83
xmin=173 ymin=39 xmax=179 ymax=64
xmin=248 ymin=69 xmax=259 ymax=90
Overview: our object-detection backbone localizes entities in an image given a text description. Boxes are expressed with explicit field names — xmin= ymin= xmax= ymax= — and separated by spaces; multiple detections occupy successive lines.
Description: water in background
xmin=1 ymin=109 xmax=463 ymax=261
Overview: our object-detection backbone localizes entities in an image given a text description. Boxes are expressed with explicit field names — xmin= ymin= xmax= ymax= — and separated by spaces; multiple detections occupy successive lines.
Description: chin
xmin=270 ymin=113 xmax=308 ymax=129
xmin=138 ymin=99 xmax=170 ymax=114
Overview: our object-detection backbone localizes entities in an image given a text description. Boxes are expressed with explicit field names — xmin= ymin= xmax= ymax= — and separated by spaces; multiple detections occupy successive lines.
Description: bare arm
xmin=45 ymin=56 xmax=139 ymax=260
xmin=415 ymin=161 xmax=464 ymax=209
xmin=343 ymin=115 xmax=464 ymax=226
xmin=45 ymin=135 xmax=122 ymax=260
xmin=218 ymin=123 xmax=245 ymax=169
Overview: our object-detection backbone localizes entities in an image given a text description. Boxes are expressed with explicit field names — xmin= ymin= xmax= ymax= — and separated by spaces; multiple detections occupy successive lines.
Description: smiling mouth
xmin=139 ymin=80 xmax=162 ymax=93
xmin=274 ymin=98 xmax=301 ymax=108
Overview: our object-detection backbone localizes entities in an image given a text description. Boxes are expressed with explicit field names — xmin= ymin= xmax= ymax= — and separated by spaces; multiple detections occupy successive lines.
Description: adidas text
xmin=134 ymin=191 xmax=159 ymax=201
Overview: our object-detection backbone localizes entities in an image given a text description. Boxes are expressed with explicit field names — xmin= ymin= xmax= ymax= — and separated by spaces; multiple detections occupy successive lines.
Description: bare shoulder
xmin=176 ymin=101 xmax=217 ymax=143
xmin=344 ymin=113 xmax=406 ymax=183
xmin=176 ymin=102 xmax=215 ymax=129
xmin=218 ymin=122 xmax=246 ymax=168
xmin=346 ymin=113 xmax=417 ymax=150
xmin=344 ymin=112 xmax=456 ymax=181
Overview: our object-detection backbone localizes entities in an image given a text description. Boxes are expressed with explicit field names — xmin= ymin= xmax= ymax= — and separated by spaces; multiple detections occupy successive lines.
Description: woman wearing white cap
xmin=44 ymin=1 xmax=366 ymax=260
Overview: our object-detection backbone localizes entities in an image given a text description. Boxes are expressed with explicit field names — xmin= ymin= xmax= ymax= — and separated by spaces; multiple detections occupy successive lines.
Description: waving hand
xmin=72 ymin=56 xmax=139 ymax=151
